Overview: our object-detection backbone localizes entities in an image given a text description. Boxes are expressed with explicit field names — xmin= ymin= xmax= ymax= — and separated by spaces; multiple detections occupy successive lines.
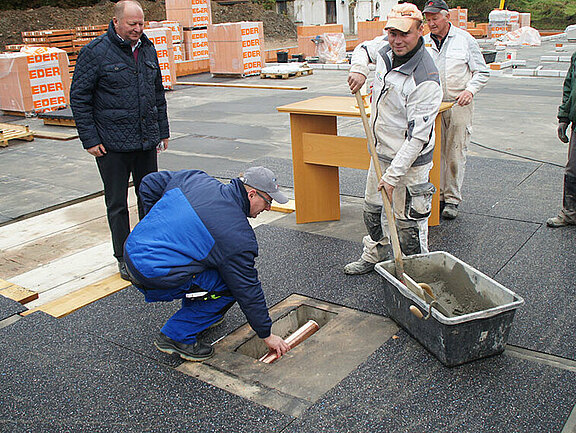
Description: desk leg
xmin=429 ymin=113 xmax=442 ymax=227
xmin=290 ymin=113 xmax=340 ymax=224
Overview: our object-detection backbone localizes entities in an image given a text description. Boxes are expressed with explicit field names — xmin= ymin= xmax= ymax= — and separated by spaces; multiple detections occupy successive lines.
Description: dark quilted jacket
xmin=70 ymin=21 xmax=169 ymax=152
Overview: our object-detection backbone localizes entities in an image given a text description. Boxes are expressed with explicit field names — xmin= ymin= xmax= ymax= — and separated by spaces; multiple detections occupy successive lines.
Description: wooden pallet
xmin=42 ymin=117 xmax=76 ymax=127
xmin=260 ymin=68 xmax=313 ymax=80
xmin=0 ymin=123 xmax=34 ymax=147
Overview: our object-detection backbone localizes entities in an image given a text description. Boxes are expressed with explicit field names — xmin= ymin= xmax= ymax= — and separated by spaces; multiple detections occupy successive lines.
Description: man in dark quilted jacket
xmin=71 ymin=0 xmax=169 ymax=280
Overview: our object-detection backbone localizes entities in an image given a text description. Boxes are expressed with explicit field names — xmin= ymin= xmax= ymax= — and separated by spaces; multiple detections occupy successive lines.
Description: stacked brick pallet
xmin=166 ymin=0 xmax=212 ymax=75
xmin=21 ymin=29 xmax=77 ymax=73
xmin=0 ymin=46 xmax=71 ymax=115
xmin=207 ymin=21 xmax=264 ymax=77
xmin=144 ymin=26 xmax=177 ymax=90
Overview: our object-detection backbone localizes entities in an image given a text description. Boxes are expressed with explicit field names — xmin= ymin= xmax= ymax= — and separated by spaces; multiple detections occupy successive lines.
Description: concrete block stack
xmin=0 ymin=46 xmax=71 ymax=114
xmin=297 ymin=24 xmax=343 ymax=58
xmin=357 ymin=21 xmax=387 ymax=43
xmin=488 ymin=9 xmax=520 ymax=39
xmin=149 ymin=21 xmax=184 ymax=64
xmin=166 ymin=0 xmax=211 ymax=66
xmin=21 ymin=29 xmax=77 ymax=74
xmin=449 ymin=7 xmax=468 ymax=30
xmin=143 ymin=27 xmax=177 ymax=90
xmin=207 ymin=22 xmax=264 ymax=76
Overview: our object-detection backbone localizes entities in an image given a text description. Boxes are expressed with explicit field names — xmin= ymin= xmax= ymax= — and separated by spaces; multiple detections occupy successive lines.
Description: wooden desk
xmin=277 ymin=96 xmax=452 ymax=225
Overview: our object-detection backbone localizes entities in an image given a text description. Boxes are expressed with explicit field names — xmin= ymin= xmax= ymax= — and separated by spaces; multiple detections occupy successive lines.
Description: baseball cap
xmin=240 ymin=166 xmax=288 ymax=204
xmin=423 ymin=0 xmax=449 ymax=14
xmin=385 ymin=3 xmax=423 ymax=33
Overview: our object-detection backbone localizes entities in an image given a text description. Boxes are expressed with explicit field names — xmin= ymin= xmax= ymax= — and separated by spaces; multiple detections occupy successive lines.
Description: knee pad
xmin=396 ymin=219 xmax=421 ymax=256
xmin=363 ymin=210 xmax=383 ymax=242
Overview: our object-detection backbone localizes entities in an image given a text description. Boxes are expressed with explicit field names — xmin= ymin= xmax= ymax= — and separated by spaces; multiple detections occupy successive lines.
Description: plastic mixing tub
xmin=375 ymin=251 xmax=524 ymax=367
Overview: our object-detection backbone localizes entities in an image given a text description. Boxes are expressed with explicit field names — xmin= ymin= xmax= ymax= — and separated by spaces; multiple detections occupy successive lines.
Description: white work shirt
xmin=424 ymin=24 xmax=489 ymax=101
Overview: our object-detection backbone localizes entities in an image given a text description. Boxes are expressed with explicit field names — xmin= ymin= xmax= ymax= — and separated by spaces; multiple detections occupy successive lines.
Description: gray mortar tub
xmin=375 ymin=251 xmax=524 ymax=367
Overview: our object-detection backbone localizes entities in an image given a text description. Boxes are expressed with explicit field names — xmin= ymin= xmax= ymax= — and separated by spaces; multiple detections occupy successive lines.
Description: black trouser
xmin=96 ymin=149 xmax=158 ymax=260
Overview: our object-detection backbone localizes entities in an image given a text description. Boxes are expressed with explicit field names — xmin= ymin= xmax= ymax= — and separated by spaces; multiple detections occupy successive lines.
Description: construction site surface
xmin=1 ymin=35 xmax=576 ymax=432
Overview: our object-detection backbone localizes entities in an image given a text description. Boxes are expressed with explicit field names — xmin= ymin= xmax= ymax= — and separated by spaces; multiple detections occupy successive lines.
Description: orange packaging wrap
xmin=166 ymin=0 xmax=211 ymax=29
xmin=0 ymin=46 xmax=70 ymax=114
xmin=207 ymin=22 xmax=263 ymax=76
xmin=184 ymin=29 xmax=209 ymax=61
xmin=144 ymin=28 xmax=176 ymax=90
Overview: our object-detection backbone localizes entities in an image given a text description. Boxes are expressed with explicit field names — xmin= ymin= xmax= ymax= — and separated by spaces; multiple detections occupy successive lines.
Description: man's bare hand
xmin=157 ymin=138 xmax=169 ymax=153
xmin=348 ymin=72 xmax=367 ymax=94
xmin=456 ymin=90 xmax=473 ymax=106
xmin=377 ymin=179 xmax=394 ymax=204
xmin=264 ymin=334 xmax=290 ymax=358
xmin=87 ymin=144 xmax=107 ymax=157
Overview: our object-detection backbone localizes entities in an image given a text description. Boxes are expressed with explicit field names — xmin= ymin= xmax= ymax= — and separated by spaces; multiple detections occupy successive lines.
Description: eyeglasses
xmin=256 ymin=190 xmax=273 ymax=206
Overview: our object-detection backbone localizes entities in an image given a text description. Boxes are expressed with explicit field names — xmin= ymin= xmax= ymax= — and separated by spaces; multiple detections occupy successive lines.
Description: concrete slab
xmin=0 ymin=312 xmax=291 ymax=432
xmin=283 ymin=331 xmax=576 ymax=433
xmin=179 ymin=294 xmax=398 ymax=417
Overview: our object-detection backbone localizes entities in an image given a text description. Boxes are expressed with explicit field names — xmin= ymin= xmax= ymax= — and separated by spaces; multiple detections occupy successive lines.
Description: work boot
xmin=117 ymin=259 xmax=130 ymax=281
xmin=546 ymin=214 xmax=576 ymax=228
xmin=442 ymin=203 xmax=459 ymax=220
xmin=154 ymin=332 xmax=214 ymax=361
xmin=344 ymin=258 xmax=375 ymax=275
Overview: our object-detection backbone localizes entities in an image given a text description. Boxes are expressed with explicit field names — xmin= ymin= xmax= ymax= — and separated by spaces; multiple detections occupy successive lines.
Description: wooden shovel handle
xmin=355 ymin=91 xmax=404 ymax=278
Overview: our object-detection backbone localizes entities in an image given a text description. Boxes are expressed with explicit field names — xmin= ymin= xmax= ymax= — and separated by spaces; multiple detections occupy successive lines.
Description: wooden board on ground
xmin=176 ymin=81 xmax=306 ymax=91
xmin=0 ymin=279 xmax=38 ymax=304
xmin=42 ymin=117 xmax=76 ymax=127
xmin=21 ymin=273 xmax=131 ymax=318
xmin=260 ymin=68 xmax=313 ymax=80
xmin=271 ymin=199 xmax=295 ymax=214
xmin=1 ymin=110 xmax=27 ymax=117
xmin=31 ymin=129 xmax=78 ymax=141
xmin=0 ymin=123 xmax=34 ymax=147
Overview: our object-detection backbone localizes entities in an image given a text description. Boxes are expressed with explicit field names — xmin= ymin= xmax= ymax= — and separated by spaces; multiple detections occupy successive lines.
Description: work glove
xmin=558 ymin=122 xmax=570 ymax=143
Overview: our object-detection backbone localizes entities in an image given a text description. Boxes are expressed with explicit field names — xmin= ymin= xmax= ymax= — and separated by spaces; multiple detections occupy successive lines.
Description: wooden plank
xmin=21 ymin=274 xmax=131 ymax=318
xmin=24 ymin=264 xmax=116 ymax=309
xmin=176 ymin=81 xmax=307 ymax=91
xmin=271 ymin=199 xmax=295 ymax=214
xmin=31 ymin=129 xmax=78 ymax=140
xmin=0 ymin=280 xmax=38 ymax=304
xmin=10 ymin=243 xmax=115 ymax=293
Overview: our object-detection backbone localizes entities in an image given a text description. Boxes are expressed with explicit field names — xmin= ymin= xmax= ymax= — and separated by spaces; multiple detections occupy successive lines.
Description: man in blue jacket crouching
xmin=124 ymin=167 xmax=291 ymax=361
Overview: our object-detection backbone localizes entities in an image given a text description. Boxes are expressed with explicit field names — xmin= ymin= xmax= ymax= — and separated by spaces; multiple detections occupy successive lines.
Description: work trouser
xmin=360 ymin=159 xmax=435 ymax=264
xmin=440 ymin=102 xmax=473 ymax=206
xmin=560 ymin=127 xmax=576 ymax=223
xmin=128 ymin=266 xmax=235 ymax=345
xmin=96 ymin=149 xmax=158 ymax=260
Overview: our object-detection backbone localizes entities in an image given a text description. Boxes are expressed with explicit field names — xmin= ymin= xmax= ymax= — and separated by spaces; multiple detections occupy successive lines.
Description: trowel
xmin=403 ymin=272 xmax=451 ymax=318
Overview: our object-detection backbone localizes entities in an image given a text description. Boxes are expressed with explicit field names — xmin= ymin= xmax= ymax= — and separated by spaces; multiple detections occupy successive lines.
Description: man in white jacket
xmin=344 ymin=3 xmax=443 ymax=275
xmin=423 ymin=0 xmax=490 ymax=219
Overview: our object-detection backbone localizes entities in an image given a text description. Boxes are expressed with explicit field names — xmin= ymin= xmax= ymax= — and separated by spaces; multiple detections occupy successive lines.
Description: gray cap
xmin=423 ymin=0 xmax=449 ymax=13
xmin=241 ymin=166 xmax=288 ymax=204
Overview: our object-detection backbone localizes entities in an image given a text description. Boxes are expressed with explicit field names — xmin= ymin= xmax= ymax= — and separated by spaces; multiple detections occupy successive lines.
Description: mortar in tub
xmin=374 ymin=251 xmax=524 ymax=367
